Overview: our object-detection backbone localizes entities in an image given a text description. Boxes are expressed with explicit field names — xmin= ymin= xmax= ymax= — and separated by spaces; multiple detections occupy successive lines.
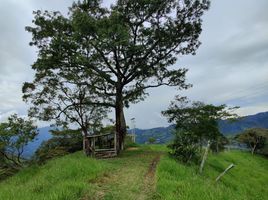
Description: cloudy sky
xmin=0 ymin=0 xmax=267 ymax=129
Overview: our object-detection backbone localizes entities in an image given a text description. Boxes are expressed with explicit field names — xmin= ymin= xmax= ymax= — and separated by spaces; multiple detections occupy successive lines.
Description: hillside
xmin=23 ymin=127 xmax=53 ymax=158
xmin=0 ymin=146 xmax=267 ymax=200
xmin=23 ymin=111 xmax=268 ymax=156
xmin=134 ymin=125 xmax=175 ymax=144
xmin=134 ymin=111 xmax=268 ymax=143
xmin=218 ymin=111 xmax=268 ymax=135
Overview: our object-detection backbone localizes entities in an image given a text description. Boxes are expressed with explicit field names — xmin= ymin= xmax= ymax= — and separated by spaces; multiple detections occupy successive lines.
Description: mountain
xmin=23 ymin=127 xmax=53 ymax=158
xmin=133 ymin=111 xmax=268 ymax=144
xmin=132 ymin=125 xmax=175 ymax=144
xmin=22 ymin=111 xmax=268 ymax=156
xmin=218 ymin=111 xmax=268 ymax=135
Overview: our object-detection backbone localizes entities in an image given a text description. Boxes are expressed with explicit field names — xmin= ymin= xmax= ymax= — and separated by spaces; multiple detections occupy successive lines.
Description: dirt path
xmin=83 ymin=148 xmax=161 ymax=200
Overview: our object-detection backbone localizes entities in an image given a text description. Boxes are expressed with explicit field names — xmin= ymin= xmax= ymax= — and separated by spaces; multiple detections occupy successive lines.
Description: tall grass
xmin=1 ymin=146 xmax=267 ymax=200
xmin=156 ymin=151 xmax=268 ymax=200
xmin=0 ymin=152 xmax=110 ymax=200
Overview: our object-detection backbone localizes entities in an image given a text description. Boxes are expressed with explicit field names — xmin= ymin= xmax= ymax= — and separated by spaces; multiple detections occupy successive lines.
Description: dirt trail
xmin=83 ymin=149 xmax=161 ymax=200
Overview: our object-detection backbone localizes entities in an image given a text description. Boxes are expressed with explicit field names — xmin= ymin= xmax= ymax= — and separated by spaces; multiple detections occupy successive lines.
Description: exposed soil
xmin=145 ymin=155 xmax=161 ymax=178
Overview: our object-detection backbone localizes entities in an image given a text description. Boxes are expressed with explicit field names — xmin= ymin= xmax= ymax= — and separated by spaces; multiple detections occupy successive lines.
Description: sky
xmin=0 ymin=0 xmax=267 ymax=129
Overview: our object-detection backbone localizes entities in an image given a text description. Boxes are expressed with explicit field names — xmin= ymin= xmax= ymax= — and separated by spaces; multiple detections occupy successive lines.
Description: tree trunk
xmin=251 ymin=144 xmax=257 ymax=155
xmin=82 ymin=129 xmax=91 ymax=156
xmin=115 ymin=88 xmax=127 ymax=153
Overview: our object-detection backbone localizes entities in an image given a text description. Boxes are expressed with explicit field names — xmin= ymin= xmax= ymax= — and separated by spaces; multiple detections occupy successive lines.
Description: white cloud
xmin=0 ymin=0 xmax=267 ymax=129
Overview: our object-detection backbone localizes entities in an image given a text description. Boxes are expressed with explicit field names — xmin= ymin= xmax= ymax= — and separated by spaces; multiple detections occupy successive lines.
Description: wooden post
xmin=215 ymin=163 xmax=235 ymax=182
xmin=199 ymin=140 xmax=211 ymax=174
xmin=114 ymin=131 xmax=117 ymax=153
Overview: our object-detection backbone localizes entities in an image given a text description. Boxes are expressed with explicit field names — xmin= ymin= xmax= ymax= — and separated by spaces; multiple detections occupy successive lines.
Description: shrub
xmin=34 ymin=129 xmax=83 ymax=164
xmin=168 ymin=131 xmax=201 ymax=164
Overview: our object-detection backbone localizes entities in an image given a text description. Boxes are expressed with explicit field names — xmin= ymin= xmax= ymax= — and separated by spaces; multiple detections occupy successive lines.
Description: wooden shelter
xmin=86 ymin=132 xmax=117 ymax=158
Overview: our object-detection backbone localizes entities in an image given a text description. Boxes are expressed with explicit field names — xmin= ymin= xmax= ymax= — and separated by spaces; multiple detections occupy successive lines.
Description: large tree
xmin=23 ymin=0 xmax=210 ymax=151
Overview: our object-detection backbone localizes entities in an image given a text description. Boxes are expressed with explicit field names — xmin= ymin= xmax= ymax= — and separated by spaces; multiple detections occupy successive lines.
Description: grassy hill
xmin=0 ymin=146 xmax=267 ymax=200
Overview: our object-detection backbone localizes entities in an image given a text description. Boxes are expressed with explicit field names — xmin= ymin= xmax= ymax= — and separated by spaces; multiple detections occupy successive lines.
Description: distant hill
xmin=218 ymin=111 xmax=268 ymax=135
xmin=22 ymin=111 xmax=268 ymax=156
xmin=133 ymin=111 xmax=268 ymax=144
xmin=131 ymin=125 xmax=175 ymax=144
xmin=23 ymin=127 xmax=53 ymax=158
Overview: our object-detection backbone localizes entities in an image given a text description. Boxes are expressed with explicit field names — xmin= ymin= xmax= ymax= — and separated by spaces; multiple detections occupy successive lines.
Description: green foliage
xmin=148 ymin=137 xmax=156 ymax=144
xmin=156 ymin=151 xmax=268 ymax=200
xmin=100 ymin=125 xmax=116 ymax=134
xmin=34 ymin=129 xmax=83 ymax=164
xmin=163 ymin=97 xmax=237 ymax=163
xmin=236 ymin=128 xmax=268 ymax=155
xmin=24 ymin=0 xmax=210 ymax=150
xmin=168 ymin=131 xmax=201 ymax=164
xmin=0 ymin=114 xmax=38 ymax=166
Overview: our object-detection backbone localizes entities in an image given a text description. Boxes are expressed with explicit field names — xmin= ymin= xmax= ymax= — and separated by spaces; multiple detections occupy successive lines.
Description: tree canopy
xmin=236 ymin=128 xmax=268 ymax=155
xmin=23 ymin=0 xmax=210 ymax=151
xmin=0 ymin=114 xmax=38 ymax=166
xmin=162 ymin=96 xmax=237 ymax=163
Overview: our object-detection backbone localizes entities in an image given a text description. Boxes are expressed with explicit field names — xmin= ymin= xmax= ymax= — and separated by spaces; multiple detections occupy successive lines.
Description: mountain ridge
xmin=24 ymin=111 xmax=268 ymax=156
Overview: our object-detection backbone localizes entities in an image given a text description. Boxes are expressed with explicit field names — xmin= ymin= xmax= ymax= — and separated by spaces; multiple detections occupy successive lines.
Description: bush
xmin=168 ymin=131 xmax=201 ymax=164
xmin=34 ymin=130 xmax=83 ymax=164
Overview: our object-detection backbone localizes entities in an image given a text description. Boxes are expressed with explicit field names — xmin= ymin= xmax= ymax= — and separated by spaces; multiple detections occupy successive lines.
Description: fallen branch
xmin=215 ymin=163 xmax=235 ymax=182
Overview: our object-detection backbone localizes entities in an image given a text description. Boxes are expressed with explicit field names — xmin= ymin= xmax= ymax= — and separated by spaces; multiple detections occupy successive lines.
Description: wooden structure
xmin=86 ymin=132 xmax=117 ymax=158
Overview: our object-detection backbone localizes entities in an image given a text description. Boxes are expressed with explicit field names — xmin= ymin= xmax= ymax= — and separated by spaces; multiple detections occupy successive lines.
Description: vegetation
xmin=34 ymin=129 xmax=83 ymax=164
xmin=22 ymin=80 xmax=109 ymax=155
xmin=0 ymin=114 xmax=37 ymax=167
xmin=236 ymin=128 xmax=268 ymax=155
xmin=0 ymin=146 xmax=267 ymax=200
xmin=148 ymin=137 xmax=156 ymax=144
xmin=156 ymin=150 xmax=268 ymax=200
xmin=23 ymin=0 xmax=210 ymax=151
xmin=162 ymin=97 xmax=237 ymax=163
xmin=167 ymin=130 xmax=201 ymax=164
xmin=0 ymin=152 xmax=110 ymax=200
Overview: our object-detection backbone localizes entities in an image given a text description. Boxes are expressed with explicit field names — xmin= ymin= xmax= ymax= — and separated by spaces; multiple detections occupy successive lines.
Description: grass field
xmin=0 ymin=145 xmax=267 ymax=200
xmin=156 ymin=150 xmax=268 ymax=200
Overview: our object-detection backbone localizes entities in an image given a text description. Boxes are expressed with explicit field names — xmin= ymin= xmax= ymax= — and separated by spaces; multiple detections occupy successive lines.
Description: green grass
xmin=84 ymin=146 xmax=160 ymax=200
xmin=0 ymin=146 xmax=161 ymax=200
xmin=0 ymin=152 xmax=111 ymax=200
xmin=0 ymin=146 xmax=267 ymax=200
xmin=156 ymin=150 xmax=268 ymax=200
